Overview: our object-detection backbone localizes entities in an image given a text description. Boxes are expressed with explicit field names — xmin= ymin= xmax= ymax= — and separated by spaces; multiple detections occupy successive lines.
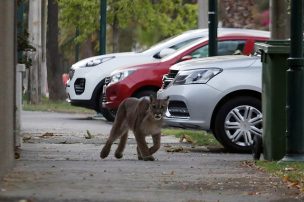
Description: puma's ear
xmin=150 ymin=94 xmax=156 ymax=102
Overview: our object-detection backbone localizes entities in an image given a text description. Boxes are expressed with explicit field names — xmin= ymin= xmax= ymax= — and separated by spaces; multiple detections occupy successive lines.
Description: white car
xmin=65 ymin=28 xmax=254 ymax=119
xmin=157 ymin=55 xmax=263 ymax=152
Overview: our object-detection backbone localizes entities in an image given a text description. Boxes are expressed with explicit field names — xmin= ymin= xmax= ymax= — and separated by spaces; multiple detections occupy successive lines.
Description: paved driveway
xmin=0 ymin=111 xmax=302 ymax=202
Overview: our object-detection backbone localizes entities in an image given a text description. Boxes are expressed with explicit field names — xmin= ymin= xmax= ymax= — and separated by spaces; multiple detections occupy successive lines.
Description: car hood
xmin=71 ymin=52 xmax=138 ymax=69
xmin=171 ymin=55 xmax=260 ymax=71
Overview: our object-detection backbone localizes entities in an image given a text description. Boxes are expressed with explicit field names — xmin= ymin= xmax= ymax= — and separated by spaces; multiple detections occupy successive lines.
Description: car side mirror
xmin=158 ymin=48 xmax=176 ymax=58
xmin=180 ymin=55 xmax=192 ymax=62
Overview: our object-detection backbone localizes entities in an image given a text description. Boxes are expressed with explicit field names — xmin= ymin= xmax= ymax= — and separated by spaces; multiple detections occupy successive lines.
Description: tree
xmin=58 ymin=0 xmax=198 ymax=62
xmin=270 ymin=0 xmax=290 ymax=39
xmin=47 ymin=0 xmax=66 ymax=100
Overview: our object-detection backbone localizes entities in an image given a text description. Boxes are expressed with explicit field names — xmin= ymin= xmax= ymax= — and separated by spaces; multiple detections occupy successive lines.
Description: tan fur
xmin=100 ymin=95 xmax=168 ymax=161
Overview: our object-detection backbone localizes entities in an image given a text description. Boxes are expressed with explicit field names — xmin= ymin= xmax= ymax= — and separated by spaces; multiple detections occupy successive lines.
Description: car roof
xmin=161 ymin=29 xmax=269 ymax=61
xmin=142 ymin=28 xmax=269 ymax=55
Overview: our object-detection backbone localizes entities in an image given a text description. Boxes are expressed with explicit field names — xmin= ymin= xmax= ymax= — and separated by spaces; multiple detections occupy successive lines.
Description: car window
xmin=218 ymin=40 xmax=246 ymax=55
xmin=189 ymin=40 xmax=246 ymax=58
xmin=169 ymin=37 xmax=202 ymax=50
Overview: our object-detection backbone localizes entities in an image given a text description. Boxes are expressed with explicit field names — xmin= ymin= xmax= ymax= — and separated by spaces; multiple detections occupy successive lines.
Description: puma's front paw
xmin=115 ymin=152 xmax=123 ymax=159
xmin=138 ymin=155 xmax=143 ymax=160
xmin=142 ymin=155 xmax=155 ymax=161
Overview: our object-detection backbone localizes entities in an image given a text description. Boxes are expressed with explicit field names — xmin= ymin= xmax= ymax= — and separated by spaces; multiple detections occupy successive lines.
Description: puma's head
xmin=149 ymin=94 xmax=169 ymax=121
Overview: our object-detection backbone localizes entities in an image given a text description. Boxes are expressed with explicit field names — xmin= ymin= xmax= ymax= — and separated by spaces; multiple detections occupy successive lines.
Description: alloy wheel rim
xmin=224 ymin=105 xmax=262 ymax=147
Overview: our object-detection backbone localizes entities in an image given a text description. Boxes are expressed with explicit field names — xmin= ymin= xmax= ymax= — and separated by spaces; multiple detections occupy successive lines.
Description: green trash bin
xmin=255 ymin=40 xmax=290 ymax=161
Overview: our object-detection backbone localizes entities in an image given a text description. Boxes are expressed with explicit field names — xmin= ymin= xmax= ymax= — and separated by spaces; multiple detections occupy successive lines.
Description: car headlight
xmin=84 ymin=56 xmax=115 ymax=67
xmin=110 ymin=69 xmax=136 ymax=84
xmin=173 ymin=68 xmax=222 ymax=85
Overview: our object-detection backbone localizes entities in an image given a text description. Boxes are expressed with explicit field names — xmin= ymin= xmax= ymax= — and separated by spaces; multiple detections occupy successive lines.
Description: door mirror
xmin=158 ymin=48 xmax=176 ymax=58
xmin=180 ymin=55 xmax=192 ymax=62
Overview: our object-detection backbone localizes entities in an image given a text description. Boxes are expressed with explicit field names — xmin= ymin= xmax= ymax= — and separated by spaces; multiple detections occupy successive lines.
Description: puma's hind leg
xmin=100 ymin=127 xmax=127 ymax=159
xmin=100 ymin=125 xmax=127 ymax=159
xmin=137 ymin=146 xmax=143 ymax=160
xmin=100 ymin=103 xmax=127 ymax=159
xmin=100 ymin=137 xmax=114 ymax=159
xmin=114 ymin=131 xmax=128 ymax=159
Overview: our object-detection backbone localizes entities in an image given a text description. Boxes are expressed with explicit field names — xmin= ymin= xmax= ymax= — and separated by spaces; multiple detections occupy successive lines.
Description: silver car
xmin=157 ymin=55 xmax=262 ymax=152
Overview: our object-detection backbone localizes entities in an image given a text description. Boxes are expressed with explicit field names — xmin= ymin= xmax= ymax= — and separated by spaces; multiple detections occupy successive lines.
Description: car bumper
xmin=103 ymin=82 xmax=131 ymax=110
xmin=157 ymin=84 xmax=222 ymax=130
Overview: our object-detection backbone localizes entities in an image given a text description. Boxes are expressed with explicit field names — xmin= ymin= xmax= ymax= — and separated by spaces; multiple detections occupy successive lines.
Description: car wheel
xmin=98 ymin=90 xmax=116 ymax=122
xmin=214 ymin=96 xmax=262 ymax=152
xmin=101 ymin=108 xmax=117 ymax=122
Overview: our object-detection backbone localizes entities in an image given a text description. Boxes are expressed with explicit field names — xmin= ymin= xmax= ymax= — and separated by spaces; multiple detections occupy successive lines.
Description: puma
xmin=100 ymin=95 xmax=169 ymax=161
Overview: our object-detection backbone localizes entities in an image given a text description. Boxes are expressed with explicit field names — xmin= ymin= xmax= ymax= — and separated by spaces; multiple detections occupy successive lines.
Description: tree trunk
xmin=28 ymin=0 xmax=41 ymax=104
xmin=198 ymin=0 xmax=208 ymax=28
xmin=46 ymin=0 xmax=65 ymax=100
xmin=270 ymin=0 xmax=290 ymax=39
xmin=80 ymin=39 xmax=94 ymax=59
xmin=112 ymin=13 xmax=119 ymax=52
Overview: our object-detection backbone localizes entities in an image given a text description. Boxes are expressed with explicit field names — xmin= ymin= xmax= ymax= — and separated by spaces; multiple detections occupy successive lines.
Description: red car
xmin=102 ymin=29 xmax=269 ymax=121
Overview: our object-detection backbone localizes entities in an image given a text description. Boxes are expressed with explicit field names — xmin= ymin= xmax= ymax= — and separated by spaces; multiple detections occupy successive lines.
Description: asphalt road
xmin=0 ymin=111 xmax=302 ymax=202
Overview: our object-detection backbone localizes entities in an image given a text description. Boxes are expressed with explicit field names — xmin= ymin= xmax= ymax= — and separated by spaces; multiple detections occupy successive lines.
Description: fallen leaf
xmin=41 ymin=132 xmax=54 ymax=138
xmin=284 ymin=167 xmax=296 ymax=171
xmin=179 ymin=134 xmax=195 ymax=144
xmin=84 ymin=130 xmax=93 ymax=139
xmin=22 ymin=136 xmax=31 ymax=141
xmin=247 ymin=191 xmax=261 ymax=195
xmin=165 ymin=146 xmax=188 ymax=153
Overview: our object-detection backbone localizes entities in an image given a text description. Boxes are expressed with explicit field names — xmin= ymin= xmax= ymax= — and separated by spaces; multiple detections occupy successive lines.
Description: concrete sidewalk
xmin=0 ymin=111 xmax=302 ymax=202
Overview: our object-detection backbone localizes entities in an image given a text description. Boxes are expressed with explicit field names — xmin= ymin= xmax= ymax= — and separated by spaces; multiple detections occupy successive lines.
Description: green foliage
xmin=17 ymin=29 xmax=36 ymax=68
xmin=162 ymin=128 xmax=220 ymax=147
xmin=17 ymin=0 xmax=36 ymax=68
xmin=58 ymin=0 xmax=198 ymax=53
xmin=58 ymin=0 xmax=99 ymax=44
xmin=23 ymin=96 xmax=94 ymax=114
xmin=256 ymin=161 xmax=304 ymax=191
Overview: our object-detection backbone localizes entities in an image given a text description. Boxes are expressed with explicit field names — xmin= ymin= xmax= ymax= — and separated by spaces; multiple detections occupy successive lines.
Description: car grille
xmin=74 ymin=78 xmax=85 ymax=95
xmin=162 ymin=69 xmax=179 ymax=89
xmin=168 ymin=101 xmax=189 ymax=117
xmin=104 ymin=76 xmax=111 ymax=85
xmin=102 ymin=77 xmax=111 ymax=103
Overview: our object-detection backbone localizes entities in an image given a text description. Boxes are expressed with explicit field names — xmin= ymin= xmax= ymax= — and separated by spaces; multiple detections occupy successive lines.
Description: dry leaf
xmin=41 ymin=132 xmax=54 ymax=138
xmin=85 ymin=130 xmax=93 ymax=139
xmin=284 ymin=167 xmax=296 ymax=171
xmin=179 ymin=134 xmax=194 ymax=144
xmin=247 ymin=192 xmax=261 ymax=195
xmin=166 ymin=146 xmax=187 ymax=153
xmin=22 ymin=136 xmax=31 ymax=141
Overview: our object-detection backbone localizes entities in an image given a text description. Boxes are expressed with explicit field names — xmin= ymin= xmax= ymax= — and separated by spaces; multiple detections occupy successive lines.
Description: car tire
xmin=214 ymin=96 xmax=262 ymax=152
xmin=98 ymin=90 xmax=116 ymax=122
xmin=101 ymin=108 xmax=116 ymax=122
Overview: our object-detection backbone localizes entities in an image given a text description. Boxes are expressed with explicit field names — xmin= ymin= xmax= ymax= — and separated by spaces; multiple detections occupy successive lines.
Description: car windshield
xmin=140 ymin=36 xmax=176 ymax=53
xmin=139 ymin=31 xmax=208 ymax=55
xmin=160 ymin=37 xmax=209 ymax=61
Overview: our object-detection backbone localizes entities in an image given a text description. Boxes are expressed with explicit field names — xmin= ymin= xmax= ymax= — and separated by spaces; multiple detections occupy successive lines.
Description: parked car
xmin=65 ymin=28 xmax=212 ymax=119
xmin=157 ymin=55 xmax=263 ymax=152
xmin=102 ymin=29 xmax=269 ymax=122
